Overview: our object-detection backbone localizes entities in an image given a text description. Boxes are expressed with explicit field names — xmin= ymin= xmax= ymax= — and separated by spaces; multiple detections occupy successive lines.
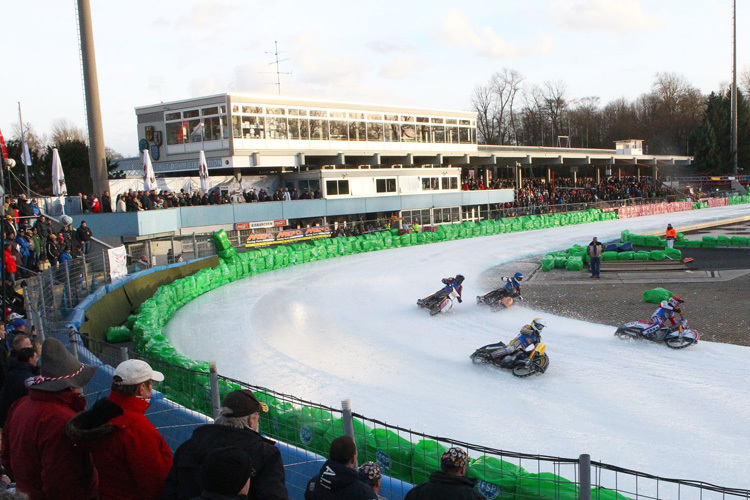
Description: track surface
xmin=165 ymin=205 xmax=750 ymax=490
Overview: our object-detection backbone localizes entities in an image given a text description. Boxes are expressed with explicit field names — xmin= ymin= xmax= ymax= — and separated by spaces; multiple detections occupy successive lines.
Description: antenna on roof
xmin=263 ymin=41 xmax=292 ymax=95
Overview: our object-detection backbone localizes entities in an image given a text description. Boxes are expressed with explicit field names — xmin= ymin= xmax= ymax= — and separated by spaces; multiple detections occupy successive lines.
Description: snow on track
xmin=165 ymin=205 xmax=750 ymax=489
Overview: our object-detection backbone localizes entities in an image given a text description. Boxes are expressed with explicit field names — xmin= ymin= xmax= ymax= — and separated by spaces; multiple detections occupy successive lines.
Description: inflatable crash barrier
xmin=621 ymin=229 xmax=750 ymax=249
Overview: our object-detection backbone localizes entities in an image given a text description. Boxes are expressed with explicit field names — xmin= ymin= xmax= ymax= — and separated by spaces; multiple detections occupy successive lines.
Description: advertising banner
xmin=245 ymin=226 xmax=332 ymax=248
xmin=107 ymin=246 xmax=128 ymax=281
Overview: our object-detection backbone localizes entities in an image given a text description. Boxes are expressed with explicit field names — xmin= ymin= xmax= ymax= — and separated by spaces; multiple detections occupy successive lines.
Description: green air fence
xmin=411 ymin=440 xmax=447 ymax=485
xmin=106 ymin=325 xmax=132 ymax=343
xmin=364 ymin=428 xmax=413 ymax=483
xmin=642 ymin=287 xmax=674 ymax=304
xmin=466 ymin=455 xmax=525 ymax=500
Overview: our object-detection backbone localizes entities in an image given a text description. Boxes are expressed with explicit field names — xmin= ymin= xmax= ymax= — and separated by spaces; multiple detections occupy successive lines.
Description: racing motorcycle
xmin=470 ymin=342 xmax=550 ymax=377
xmin=476 ymin=289 xmax=520 ymax=311
xmin=417 ymin=289 xmax=459 ymax=316
xmin=614 ymin=318 xmax=699 ymax=349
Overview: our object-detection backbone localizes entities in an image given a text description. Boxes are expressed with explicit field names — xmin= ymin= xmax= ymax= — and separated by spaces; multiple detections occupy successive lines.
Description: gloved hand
xmin=516 ymin=294 xmax=523 ymax=301
xmin=680 ymin=318 xmax=687 ymax=327
xmin=457 ymin=297 xmax=462 ymax=303
xmin=441 ymin=278 xmax=449 ymax=285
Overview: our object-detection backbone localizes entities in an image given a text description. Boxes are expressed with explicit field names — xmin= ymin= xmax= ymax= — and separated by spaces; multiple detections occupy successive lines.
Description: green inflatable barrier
xmin=649 ymin=250 xmax=666 ymax=260
xmin=717 ymin=235 xmax=731 ymax=247
xmin=731 ymin=236 xmax=749 ymax=246
xmin=601 ymin=251 xmax=618 ymax=261
xmin=617 ymin=251 xmax=634 ymax=260
xmin=642 ymin=287 xmax=674 ymax=304
xmin=516 ymin=472 xmax=578 ymax=500
xmin=565 ymin=256 xmax=583 ymax=271
xmin=126 ymin=314 xmax=137 ymax=329
xmin=643 ymin=235 xmax=662 ymax=248
xmin=663 ymin=248 xmax=682 ymax=260
xmin=630 ymin=235 xmax=645 ymax=246
xmin=365 ymin=428 xmax=413 ymax=482
xmin=212 ymin=229 xmax=233 ymax=252
xmin=467 ymin=455 xmax=525 ymax=500
xmin=554 ymin=256 xmax=568 ymax=268
xmin=323 ymin=418 xmax=373 ymax=461
xmin=411 ymin=440 xmax=447 ymax=485
xmin=541 ymin=257 xmax=555 ymax=272
xmin=686 ymin=240 xmax=702 ymax=248
xmin=106 ymin=326 xmax=132 ymax=343
xmin=633 ymin=251 xmax=650 ymax=261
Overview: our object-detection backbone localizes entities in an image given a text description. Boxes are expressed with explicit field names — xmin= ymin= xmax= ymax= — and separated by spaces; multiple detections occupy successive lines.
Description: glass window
xmin=446 ymin=119 xmax=457 ymax=125
xmin=203 ymin=116 xmax=224 ymax=141
xmin=385 ymin=114 xmax=398 ymax=121
xmin=242 ymin=106 xmax=263 ymax=114
xmin=385 ymin=123 xmax=400 ymax=142
xmin=401 ymin=115 xmax=414 ymax=122
xmin=447 ymin=126 xmax=459 ymax=144
xmin=219 ymin=105 xmax=226 ymax=114
xmin=241 ymin=116 xmax=265 ymax=139
xmin=367 ymin=113 xmax=383 ymax=120
xmin=310 ymin=110 xmax=328 ymax=117
xmin=231 ymin=105 xmax=239 ymax=113
xmin=165 ymin=112 xmax=181 ymax=121
xmin=459 ymin=127 xmax=470 ymax=143
xmin=349 ymin=112 xmax=364 ymax=119
xmin=329 ymin=120 xmax=348 ymax=140
xmin=232 ymin=116 xmax=241 ymax=138
xmin=289 ymin=108 xmax=308 ymax=116
xmin=330 ymin=111 xmax=346 ymax=118
xmin=203 ymin=107 xmax=219 ymax=116
xmin=367 ymin=122 xmax=384 ymax=141
xmin=441 ymin=177 xmax=458 ymax=190
xmin=266 ymin=116 xmax=288 ymax=139
xmin=470 ymin=128 xmax=476 ymax=144
xmin=187 ymin=119 xmax=203 ymax=142
xmin=184 ymin=109 xmax=200 ymax=118
xmin=326 ymin=179 xmax=349 ymax=195
xmin=417 ymin=117 xmax=429 ymax=123
xmin=376 ymin=178 xmax=397 ymax=193
xmin=401 ymin=124 xmax=416 ymax=142
xmin=349 ymin=121 xmax=366 ymax=141
xmin=166 ymin=122 xmax=185 ymax=145
xmin=299 ymin=179 xmax=320 ymax=193
xmin=460 ymin=119 xmax=470 ymax=125
xmin=289 ymin=118 xmax=309 ymax=140
xmin=431 ymin=117 xmax=444 ymax=124
xmin=310 ymin=119 xmax=329 ymax=140
xmin=432 ymin=126 xmax=445 ymax=143
xmin=267 ymin=107 xmax=286 ymax=115
xmin=417 ymin=124 xmax=430 ymax=143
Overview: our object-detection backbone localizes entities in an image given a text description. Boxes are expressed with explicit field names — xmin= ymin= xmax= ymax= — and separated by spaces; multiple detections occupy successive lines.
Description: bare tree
xmin=542 ymin=80 xmax=568 ymax=145
xmin=10 ymin=122 xmax=46 ymax=156
xmin=50 ymin=118 xmax=87 ymax=145
xmin=490 ymin=68 xmax=524 ymax=144
xmin=472 ymin=83 xmax=499 ymax=144
xmin=569 ymin=96 xmax=601 ymax=148
xmin=741 ymin=67 xmax=750 ymax=96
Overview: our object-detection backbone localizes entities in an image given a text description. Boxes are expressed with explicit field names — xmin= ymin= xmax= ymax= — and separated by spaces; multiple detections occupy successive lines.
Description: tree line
xmin=2 ymin=119 xmax=122 ymax=197
xmin=472 ymin=69 xmax=750 ymax=174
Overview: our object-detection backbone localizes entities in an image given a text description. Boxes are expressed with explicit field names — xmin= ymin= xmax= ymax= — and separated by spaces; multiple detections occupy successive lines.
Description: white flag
xmin=20 ymin=126 xmax=32 ymax=167
xmin=51 ymin=148 xmax=67 ymax=196
xmin=198 ymin=150 xmax=210 ymax=194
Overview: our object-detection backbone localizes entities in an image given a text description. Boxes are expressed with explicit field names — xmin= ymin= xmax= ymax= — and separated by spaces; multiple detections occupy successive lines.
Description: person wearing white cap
xmin=67 ymin=359 xmax=173 ymax=500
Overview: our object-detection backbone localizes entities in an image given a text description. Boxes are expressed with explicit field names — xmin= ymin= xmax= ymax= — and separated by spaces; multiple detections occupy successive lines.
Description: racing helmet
xmin=454 ymin=274 xmax=465 ymax=285
xmin=667 ymin=296 xmax=684 ymax=312
xmin=660 ymin=300 xmax=674 ymax=311
xmin=514 ymin=272 xmax=524 ymax=282
xmin=530 ymin=318 xmax=546 ymax=334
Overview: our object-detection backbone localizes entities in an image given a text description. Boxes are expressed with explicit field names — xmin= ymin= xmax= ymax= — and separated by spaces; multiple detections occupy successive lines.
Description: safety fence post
xmin=209 ymin=362 xmax=221 ymax=419
xmin=579 ymin=454 xmax=591 ymax=500
xmin=68 ymin=326 xmax=79 ymax=360
xmin=120 ymin=346 xmax=129 ymax=364
xmin=341 ymin=399 xmax=354 ymax=439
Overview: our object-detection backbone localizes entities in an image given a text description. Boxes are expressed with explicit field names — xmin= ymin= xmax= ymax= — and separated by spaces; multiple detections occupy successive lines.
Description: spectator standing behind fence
xmin=358 ymin=462 xmax=386 ymax=500
xmin=665 ymin=224 xmax=676 ymax=249
xmin=403 ymin=448 xmax=482 ymax=500
xmin=1 ymin=338 xmax=99 ymax=500
xmin=194 ymin=446 xmax=253 ymax=499
xmin=0 ymin=334 xmax=39 ymax=427
xmin=45 ymin=234 xmax=60 ymax=267
xmin=3 ymin=244 xmax=16 ymax=286
xmin=587 ymin=237 xmax=603 ymax=279
xmin=163 ymin=389 xmax=288 ymax=500
xmin=66 ymin=359 xmax=172 ymax=500
xmin=77 ymin=221 xmax=93 ymax=255
xmin=305 ymin=435 xmax=377 ymax=500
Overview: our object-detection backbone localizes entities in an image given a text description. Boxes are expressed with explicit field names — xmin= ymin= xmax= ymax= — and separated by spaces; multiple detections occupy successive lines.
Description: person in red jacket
xmin=1 ymin=337 xmax=99 ymax=500
xmin=66 ymin=359 xmax=173 ymax=500
xmin=3 ymin=243 xmax=16 ymax=285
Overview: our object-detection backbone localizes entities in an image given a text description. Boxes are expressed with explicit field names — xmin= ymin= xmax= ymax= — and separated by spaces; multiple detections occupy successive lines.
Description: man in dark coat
xmin=404 ymin=447 xmax=483 ymax=500
xmin=101 ymin=191 xmax=112 ymax=212
xmin=76 ymin=221 xmax=93 ymax=255
xmin=0 ymin=335 xmax=39 ymax=426
xmin=162 ymin=389 xmax=288 ymax=500
xmin=305 ymin=436 xmax=377 ymax=500
xmin=1 ymin=337 xmax=99 ymax=500
xmin=194 ymin=446 xmax=253 ymax=500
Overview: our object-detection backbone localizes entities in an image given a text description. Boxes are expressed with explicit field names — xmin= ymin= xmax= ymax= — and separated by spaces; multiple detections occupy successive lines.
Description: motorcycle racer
xmin=490 ymin=318 xmax=546 ymax=361
xmin=642 ymin=296 xmax=685 ymax=338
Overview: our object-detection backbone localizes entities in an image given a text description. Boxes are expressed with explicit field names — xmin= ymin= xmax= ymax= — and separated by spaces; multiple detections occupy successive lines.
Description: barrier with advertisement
xmin=618 ymin=201 xmax=693 ymax=219
xmin=245 ymin=226 xmax=332 ymax=247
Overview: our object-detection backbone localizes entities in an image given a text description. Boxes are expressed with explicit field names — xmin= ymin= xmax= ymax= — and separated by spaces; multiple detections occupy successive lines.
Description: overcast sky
xmin=1 ymin=0 xmax=746 ymax=157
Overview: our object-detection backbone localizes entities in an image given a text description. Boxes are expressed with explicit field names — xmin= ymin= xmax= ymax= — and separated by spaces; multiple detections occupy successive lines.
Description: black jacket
xmin=0 ymin=356 xmax=39 ymax=426
xmin=77 ymin=226 xmax=93 ymax=242
xmin=404 ymin=471 xmax=484 ymax=500
xmin=162 ymin=424 xmax=288 ymax=500
xmin=305 ymin=460 xmax=377 ymax=500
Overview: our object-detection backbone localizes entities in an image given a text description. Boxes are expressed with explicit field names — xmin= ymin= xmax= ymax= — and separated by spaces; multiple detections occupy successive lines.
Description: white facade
xmin=616 ymin=139 xmax=644 ymax=155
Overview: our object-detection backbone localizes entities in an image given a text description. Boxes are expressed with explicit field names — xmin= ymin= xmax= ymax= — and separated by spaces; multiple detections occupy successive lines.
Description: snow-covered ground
xmin=165 ymin=205 xmax=750 ymax=491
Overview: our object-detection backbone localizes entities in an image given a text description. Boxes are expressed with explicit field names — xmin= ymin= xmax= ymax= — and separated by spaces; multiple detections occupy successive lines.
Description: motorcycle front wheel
xmin=512 ymin=354 xmax=549 ymax=377
xmin=665 ymin=336 xmax=696 ymax=349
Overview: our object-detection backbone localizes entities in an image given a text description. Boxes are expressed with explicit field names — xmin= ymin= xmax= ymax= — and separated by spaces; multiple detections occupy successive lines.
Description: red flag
xmin=0 ymin=127 xmax=8 ymax=160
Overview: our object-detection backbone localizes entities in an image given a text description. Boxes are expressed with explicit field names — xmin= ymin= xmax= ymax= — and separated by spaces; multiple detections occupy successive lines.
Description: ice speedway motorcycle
xmin=470 ymin=342 xmax=550 ymax=377
xmin=417 ymin=288 xmax=460 ymax=316
xmin=614 ymin=319 xmax=700 ymax=349
xmin=476 ymin=289 xmax=520 ymax=311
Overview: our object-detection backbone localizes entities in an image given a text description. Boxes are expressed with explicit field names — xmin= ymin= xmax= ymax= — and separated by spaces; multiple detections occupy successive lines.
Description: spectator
xmin=1 ymin=337 xmax=99 ymax=500
xmin=0 ymin=334 xmax=39 ymax=426
xmin=66 ymin=359 xmax=172 ymax=500
xmin=116 ymin=194 xmax=127 ymax=212
xmin=45 ymin=234 xmax=60 ymax=267
xmin=77 ymin=221 xmax=93 ymax=255
xmin=305 ymin=435 xmax=376 ymax=500
xmin=101 ymin=191 xmax=112 ymax=213
xmin=81 ymin=193 xmax=91 ymax=213
xmin=163 ymin=389 xmax=288 ymax=500
xmin=195 ymin=447 xmax=252 ymax=500
xmin=404 ymin=447 xmax=482 ymax=500
xmin=665 ymin=224 xmax=676 ymax=249
xmin=587 ymin=236 xmax=603 ymax=279
xmin=358 ymin=462 xmax=386 ymax=500
xmin=0 ymin=323 xmax=8 ymax=388
xmin=58 ymin=247 xmax=72 ymax=266
xmin=3 ymin=244 xmax=16 ymax=286
xmin=90 ymin=195 xmax=101 ymax=213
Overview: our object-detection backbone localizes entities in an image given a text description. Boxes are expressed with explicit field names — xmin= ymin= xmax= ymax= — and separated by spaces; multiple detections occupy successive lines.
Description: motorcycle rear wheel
xmin=471 ymin=352 xmax=490 ymax=365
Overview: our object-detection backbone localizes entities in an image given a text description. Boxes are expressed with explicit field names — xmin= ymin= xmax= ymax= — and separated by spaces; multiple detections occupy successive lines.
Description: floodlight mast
xmin=731 ymin=0 xmax=738 ymax=174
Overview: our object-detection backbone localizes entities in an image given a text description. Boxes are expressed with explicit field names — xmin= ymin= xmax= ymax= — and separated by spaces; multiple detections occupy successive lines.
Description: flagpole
xmin=18 ymin=102 xmax=31 ymax=197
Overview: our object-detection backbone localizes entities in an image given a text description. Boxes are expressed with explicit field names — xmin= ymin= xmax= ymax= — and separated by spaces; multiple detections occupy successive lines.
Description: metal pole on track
xmin=579 ymin=454 xmax=591 ymax=500
xmin=341 ymin=399 xmax=354 ymax=439
xmin=209 ymin=362 xmax=221 ymax=419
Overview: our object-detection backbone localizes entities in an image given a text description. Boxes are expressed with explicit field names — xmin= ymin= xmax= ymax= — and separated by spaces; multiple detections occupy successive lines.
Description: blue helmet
xmin=514 ymin=272 xmax=524 ymax=282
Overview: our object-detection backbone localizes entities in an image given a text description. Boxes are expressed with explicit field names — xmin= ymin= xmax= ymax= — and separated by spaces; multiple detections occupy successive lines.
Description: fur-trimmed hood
xmin=66 ymin=397 xmax=124 ymax=443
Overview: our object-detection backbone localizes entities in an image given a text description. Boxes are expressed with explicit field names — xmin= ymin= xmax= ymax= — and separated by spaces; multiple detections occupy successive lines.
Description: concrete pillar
xmin=371 ymin=153 xmax=380 ymax=167
xmin=406 ymin=153 xmax=413 ymax=166
xmin=654 ymin=166 xmax=658 ymax=181
xmin=572 ymin=169 xmax=577 ymax=184
xmin=596 ymin=166 xmax=600 ymax=185
xmin=546 ymin=167 xmax=551 ymax=183
xmin=637 ymin=167 xmax=641 ymax=180
xmin=77 ymin=0 xmax=110 ymax=195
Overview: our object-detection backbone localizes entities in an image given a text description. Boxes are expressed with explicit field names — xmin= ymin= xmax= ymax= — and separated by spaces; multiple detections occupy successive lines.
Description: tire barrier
xmin=621 ymin=230 xmax=750 ymax=249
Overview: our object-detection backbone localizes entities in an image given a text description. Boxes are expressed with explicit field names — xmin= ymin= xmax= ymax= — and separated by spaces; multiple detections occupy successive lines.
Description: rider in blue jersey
xmin=642 ymin=296 xmax=685 ymax=338
xmin=490 ymin=318 xmax=546 ymax=361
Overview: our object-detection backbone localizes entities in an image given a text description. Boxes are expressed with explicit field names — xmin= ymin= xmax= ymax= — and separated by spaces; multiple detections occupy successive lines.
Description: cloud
xmin=549 ymin=0 xmax=657 ymax=34
xmin=365 ymin=40 xmax=416 ymax=53
xmin=440 ymin=9 xmax=554 ymax=60
xmin=178 ymin=0 xmax=241 ymax=29
xmin=379 ymin=56 xmax=428 ymax=80
xmin=290 ymin=35 xmax=362 ymax=89
xmin=189 ymin=75 xmax=224 ymax=97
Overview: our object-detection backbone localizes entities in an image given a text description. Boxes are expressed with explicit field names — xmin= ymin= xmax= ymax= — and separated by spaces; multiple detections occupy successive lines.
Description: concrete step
xmin=602 ymin=260 xmax=687 ymax=272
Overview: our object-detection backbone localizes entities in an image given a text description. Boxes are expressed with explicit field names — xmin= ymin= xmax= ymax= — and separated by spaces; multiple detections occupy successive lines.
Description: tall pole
xmin=18 ymin=103 xmax=31 ymax=197
xmin=77 ymin=0 xmax=110 ymax=195
xmin=731 ymin=0 xmax=738 ymax=174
